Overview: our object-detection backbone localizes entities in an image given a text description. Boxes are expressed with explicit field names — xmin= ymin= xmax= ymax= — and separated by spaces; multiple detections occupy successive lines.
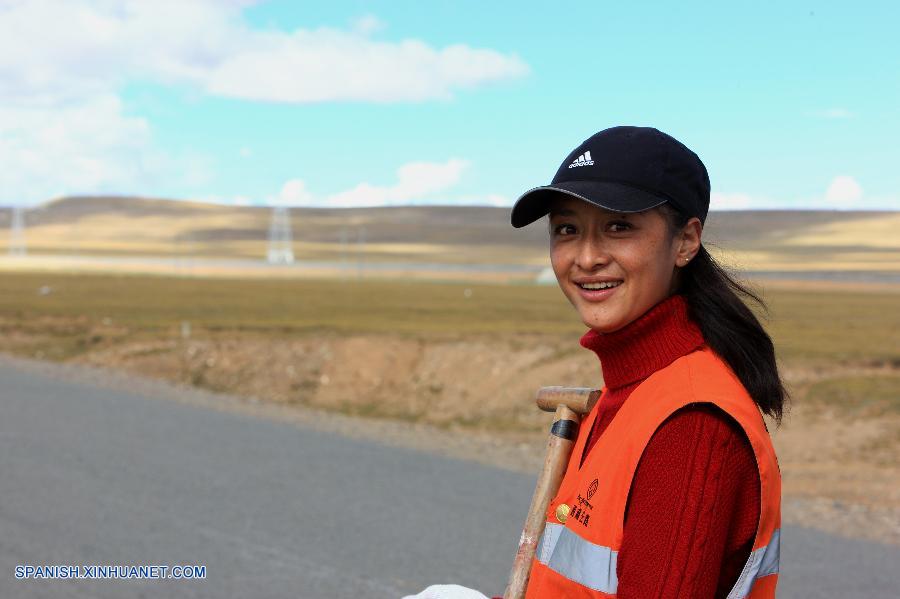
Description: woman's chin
xmin=581 ymin=316 xmax=626 ymax=334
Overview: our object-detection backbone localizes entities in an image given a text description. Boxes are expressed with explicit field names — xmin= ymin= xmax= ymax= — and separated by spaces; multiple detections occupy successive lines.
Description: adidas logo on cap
xmin=568 ymin=151 xmax=594 ymax=168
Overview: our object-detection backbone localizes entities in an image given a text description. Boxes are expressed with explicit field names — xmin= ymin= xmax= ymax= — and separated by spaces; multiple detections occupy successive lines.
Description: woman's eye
xmin=553 ymin=224 xmax=576 ymax=236
xmin=607 ymin=221 xmax=632 ymax=233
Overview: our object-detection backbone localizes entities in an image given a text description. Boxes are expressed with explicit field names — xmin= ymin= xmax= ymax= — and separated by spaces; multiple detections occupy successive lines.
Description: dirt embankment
xmin=71 ymin=332 xmax=601 ymax=432
xmin=4 ymin=329 xmax=899 ymax=545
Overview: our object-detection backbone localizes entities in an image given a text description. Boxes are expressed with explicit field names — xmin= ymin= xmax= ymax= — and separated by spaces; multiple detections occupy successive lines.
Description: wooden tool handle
xmin=503 ymin=404 xmax=581 ymax=599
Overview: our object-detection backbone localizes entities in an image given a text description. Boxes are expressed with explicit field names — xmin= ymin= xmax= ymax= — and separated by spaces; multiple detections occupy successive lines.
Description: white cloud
xmin=710 ymin=192 xmax=755 ymax=210
xmin=810 ymin=107 xmax=854 ymax=119
xmin=203 ymin=31 xmax=528 ymax=103
xmin=0 ymin=1 xmax=529 ymax=106
xmin=823 ymin=175 xmax=863 ymax=208
xmin=0 ymin=1 xmax=528 ymax=204
xmin=481 ymin=193 xmax=512 ymax=207
xmin=710 ymin=176 xmax=896 ymax=211
xmin=272 ymin=179 xmax=315 ymax=207
xmin=266 ymin=159 xmax=472 ymax=207
xmin=0 ymin=95 xmax=157 ymax=204
xmin=861 ymin=194 xmax=900 ymax=210
xmin=326 ymin=159 xmax=469 ymax=207
xmin=352 ymin=14 xmax=385 ymax=36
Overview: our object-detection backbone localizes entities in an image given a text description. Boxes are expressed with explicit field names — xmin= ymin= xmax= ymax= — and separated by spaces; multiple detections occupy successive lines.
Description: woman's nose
xmin=574 ymin=236 xmax=611 ymax=270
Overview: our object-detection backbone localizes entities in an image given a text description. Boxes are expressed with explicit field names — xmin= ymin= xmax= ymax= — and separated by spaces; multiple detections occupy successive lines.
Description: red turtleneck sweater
xmin=576 ymin=293 xmax=761 ymax=598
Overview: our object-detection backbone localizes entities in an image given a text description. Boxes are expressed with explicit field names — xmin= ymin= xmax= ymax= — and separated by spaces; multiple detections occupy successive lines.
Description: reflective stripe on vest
xmin=726 ymin=527 xmax=781 ymax=599
xmin=535 ymin=523 xmax=618 ymax=594
xmin=537 ymin=523 xmax=780 ymax=598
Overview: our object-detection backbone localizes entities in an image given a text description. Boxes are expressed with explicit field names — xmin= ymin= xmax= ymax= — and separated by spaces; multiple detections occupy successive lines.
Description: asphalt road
xmin=1 ymin=360 xmax=897 ymax=598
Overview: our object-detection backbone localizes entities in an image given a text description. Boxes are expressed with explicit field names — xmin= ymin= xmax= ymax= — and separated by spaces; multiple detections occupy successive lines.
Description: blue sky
xmin=1 ymin=1 xmax=897 ymax=210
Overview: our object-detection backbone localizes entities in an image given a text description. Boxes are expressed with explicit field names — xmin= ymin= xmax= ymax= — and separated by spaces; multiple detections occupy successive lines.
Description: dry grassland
xmin=7 ymin=197 xmax=900 ymax=273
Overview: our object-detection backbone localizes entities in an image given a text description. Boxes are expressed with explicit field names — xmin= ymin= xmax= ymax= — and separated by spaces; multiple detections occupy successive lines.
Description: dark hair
xmin=657 ymin=202 xmax=790 ymax=425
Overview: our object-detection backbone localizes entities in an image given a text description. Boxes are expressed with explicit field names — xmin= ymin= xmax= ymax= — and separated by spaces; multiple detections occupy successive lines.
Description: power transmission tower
xmin=267 ymin=206 xmax=295 ymax=264
xmin=9 ymin=205 xmax=26 ymax=256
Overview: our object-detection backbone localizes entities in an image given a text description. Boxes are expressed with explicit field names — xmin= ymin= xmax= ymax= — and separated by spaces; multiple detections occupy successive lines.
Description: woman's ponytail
xmin=659 ymin=203 xmax=790 ymax=425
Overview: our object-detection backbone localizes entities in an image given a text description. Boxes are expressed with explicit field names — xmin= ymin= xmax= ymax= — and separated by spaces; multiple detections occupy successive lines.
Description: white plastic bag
xmin=401 ymin=583 xmax=490 ymax=599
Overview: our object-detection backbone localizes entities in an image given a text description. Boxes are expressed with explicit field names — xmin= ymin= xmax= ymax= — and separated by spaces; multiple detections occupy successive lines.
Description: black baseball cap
xmin=510 ymin=126 xmax=711 ymax=228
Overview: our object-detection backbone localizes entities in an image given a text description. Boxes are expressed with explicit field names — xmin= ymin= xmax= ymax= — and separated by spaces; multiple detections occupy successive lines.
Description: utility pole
xmin=9 ymin=205 xmax=26 ymax=256
xmin=267 ymin=206 xmax=294 ymax=264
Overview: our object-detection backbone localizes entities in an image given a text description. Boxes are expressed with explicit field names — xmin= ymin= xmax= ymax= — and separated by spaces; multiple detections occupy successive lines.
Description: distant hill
xmin=1 ymin=196 xmax=897 ymax=274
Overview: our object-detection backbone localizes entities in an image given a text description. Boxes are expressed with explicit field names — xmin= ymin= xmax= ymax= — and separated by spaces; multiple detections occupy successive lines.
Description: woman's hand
xmin=401 ymin=583 xmax=490 ymax=599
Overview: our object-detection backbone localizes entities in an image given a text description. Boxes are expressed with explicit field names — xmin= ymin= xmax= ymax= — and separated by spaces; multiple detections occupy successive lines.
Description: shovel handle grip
xmin=503 ymin=403 xmax=582 ymax=599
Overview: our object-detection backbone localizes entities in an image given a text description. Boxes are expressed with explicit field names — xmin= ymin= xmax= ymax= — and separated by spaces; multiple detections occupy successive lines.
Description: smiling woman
xmin=547 ymin=197 xmax=702 ymax=334
xmin=404 ymin=126 xmax=788 ymax=599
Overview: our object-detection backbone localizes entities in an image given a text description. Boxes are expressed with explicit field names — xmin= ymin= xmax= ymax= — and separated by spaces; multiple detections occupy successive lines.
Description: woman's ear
xmin=676 ymin=217 xmax=703 ymax=266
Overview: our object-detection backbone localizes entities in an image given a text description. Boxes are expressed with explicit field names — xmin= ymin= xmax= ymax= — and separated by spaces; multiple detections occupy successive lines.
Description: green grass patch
xmin=0 ymin=272 xmax=897 ymax=369
xmin=756 ymin=288 xmax=900 ymax=366
xmin=0 ymin=272 xmax=579 ymax=339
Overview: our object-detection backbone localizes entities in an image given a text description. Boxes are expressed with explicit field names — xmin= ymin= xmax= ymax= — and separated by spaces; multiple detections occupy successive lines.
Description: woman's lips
xmin=575 ymin=282 xmax=622 ymax=301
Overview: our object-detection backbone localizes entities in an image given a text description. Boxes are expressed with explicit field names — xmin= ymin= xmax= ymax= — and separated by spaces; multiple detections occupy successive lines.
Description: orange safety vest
xmin=525 ymin=345 xmax=781 ymax=598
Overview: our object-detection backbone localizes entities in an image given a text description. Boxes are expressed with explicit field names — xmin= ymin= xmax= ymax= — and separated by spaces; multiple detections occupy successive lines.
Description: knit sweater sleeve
xmin=615 ymin=403 xmax=761 ymax=599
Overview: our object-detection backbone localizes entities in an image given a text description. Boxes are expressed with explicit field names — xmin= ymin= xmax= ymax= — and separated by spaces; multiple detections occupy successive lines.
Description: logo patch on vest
xmin=568 ymin=479 xmax=599 ymax=527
